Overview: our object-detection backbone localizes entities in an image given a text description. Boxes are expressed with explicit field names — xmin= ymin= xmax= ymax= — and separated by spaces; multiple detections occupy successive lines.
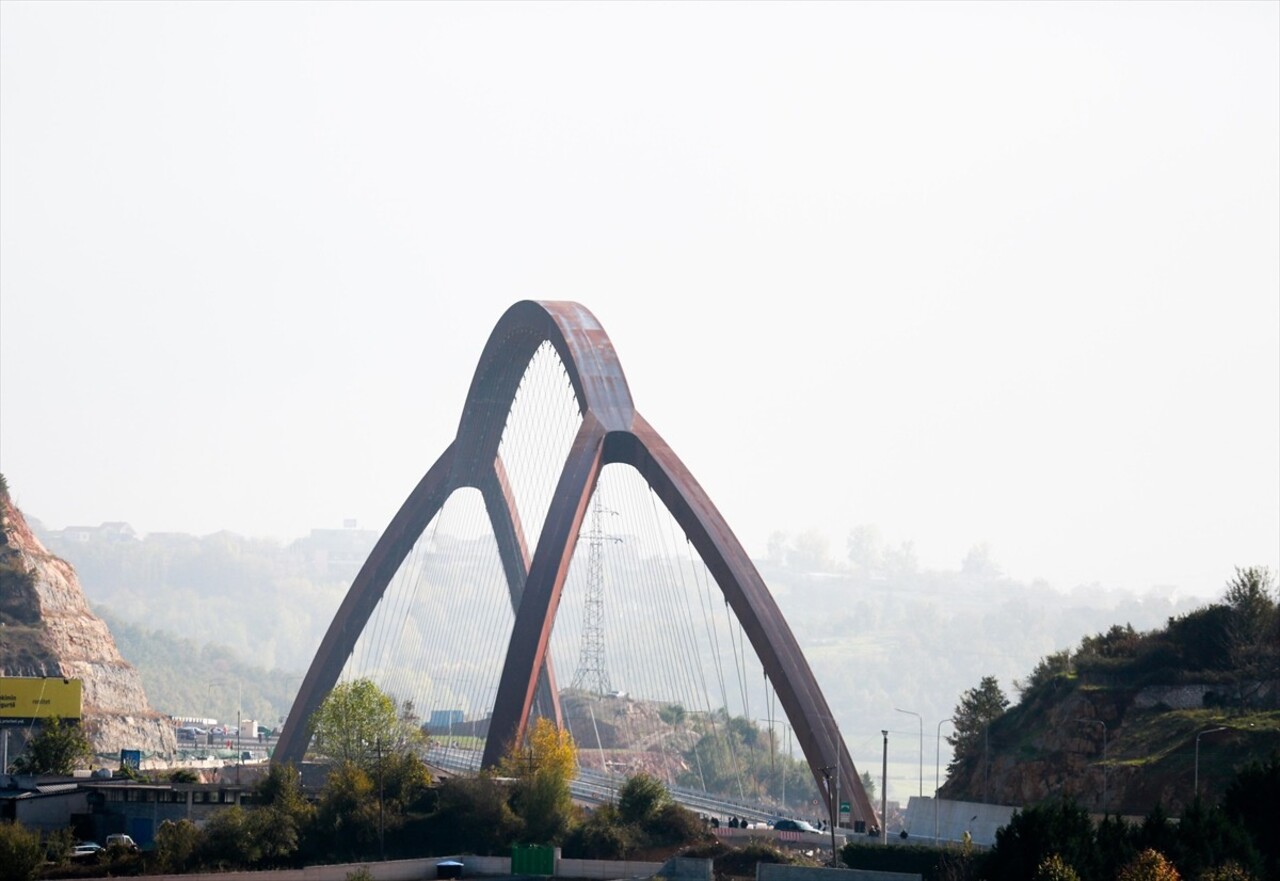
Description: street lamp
xmin=895 ymin=708 xmax=923 ymax=798
xmin=1075 ymin=718 xmax=1107 ymax=812
xmin=819 ymin=765 xmax=839 ymax=867
xmin=880 ymin=730 xmax=889 ymax=845
xmin=1194 ymin=727 xmax=1227 ymax=799
xmin=935 ymin=717 xmax=955 ymax=845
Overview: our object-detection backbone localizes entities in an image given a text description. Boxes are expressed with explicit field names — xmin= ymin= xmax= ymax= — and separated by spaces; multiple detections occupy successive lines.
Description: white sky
xmin=2 ymin=1 xmax=1276 ymax=601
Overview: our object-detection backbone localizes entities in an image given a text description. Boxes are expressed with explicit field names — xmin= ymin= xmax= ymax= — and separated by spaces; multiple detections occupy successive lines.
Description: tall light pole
xmin=880 ymin=730 xmax=889 ymax=845
xmin=895 ymin=708 xmax=923 ymax=799
xmin=1194 ymin=727 xmax=1227 ymax=799
xmin=820 ymin=765 xmax=838 ymax=867
xmin=935 ymin=717 xmax=955 ymax=845
xmin=1075 ymin=718 xmax=1107 ymax=812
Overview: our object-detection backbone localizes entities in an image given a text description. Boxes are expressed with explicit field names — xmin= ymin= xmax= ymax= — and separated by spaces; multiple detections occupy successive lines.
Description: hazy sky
xmin=2 ymin=1 xmax=1276 ymax=601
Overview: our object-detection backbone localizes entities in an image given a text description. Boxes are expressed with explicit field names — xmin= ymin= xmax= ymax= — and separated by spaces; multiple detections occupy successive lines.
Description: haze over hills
xmin=26 ymin=512 xmax=1229 ymax=804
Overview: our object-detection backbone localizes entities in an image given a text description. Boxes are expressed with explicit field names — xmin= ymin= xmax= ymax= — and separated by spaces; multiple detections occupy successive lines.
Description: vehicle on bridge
xmin=772 ymin=818 xmax=823 ymax=834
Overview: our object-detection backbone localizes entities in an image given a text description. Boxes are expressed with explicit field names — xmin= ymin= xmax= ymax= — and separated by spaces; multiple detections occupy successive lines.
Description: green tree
xmin=428 ymin=776 xmax=524 ymax=855
xmin=1174 ymin=799 xmax=1261 ymax=881
xmin=861 ymin=770 xmax=876 ymax=803
xmin=658 ymin=704 xmax=686 ymax=726
xmin=312 ymin=761 xmax=381 ymax=860
xmin=618 ymin=772 xmax=671 ymax=824
xmin=986 ymin=799 xmax=1097 ymax=881
xmin=1222 ymin=753 xmax=1280 ymax=880
xmin=377 ymin=750 xmax=432 ymax=813
xmin=946 ymin=676 xmax=1008 ymax=775
xmin=153 ymin=819 xmax=201 ymax=873
xmin=253 ymin=762 xmax=313 ymax=866
xmin=309 ymin=678 xmax=411 ymax=768
xmin=198 ymin=806 xmax=260 ymax=869
xmin=562 ymin=803 xmax=637 ymax=859
xmin=11 ymin=717 xmax=92 ymax=775
xmin=1221 ymin=567 xmax=1278 ymax=705
xmin=0 ymin=820 xmax=44 ymax=881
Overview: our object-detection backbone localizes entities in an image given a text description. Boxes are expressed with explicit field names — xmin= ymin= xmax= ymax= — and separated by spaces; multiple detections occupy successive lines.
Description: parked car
xmin=105 ymin=834 xmax=139 ymax=853
xmin=72 ymin=842 xmax=104 ymax=860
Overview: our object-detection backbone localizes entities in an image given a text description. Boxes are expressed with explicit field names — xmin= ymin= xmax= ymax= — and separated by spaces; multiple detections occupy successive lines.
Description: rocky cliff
xmin=939 ymin=677 xmax=1279 ymax=816
xmin=0 ymin=480 xmax=176 ymax=757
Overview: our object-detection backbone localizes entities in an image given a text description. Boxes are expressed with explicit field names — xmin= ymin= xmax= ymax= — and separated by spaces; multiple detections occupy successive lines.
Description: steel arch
xmin=274 ymin=300 xmax=875 ymax=828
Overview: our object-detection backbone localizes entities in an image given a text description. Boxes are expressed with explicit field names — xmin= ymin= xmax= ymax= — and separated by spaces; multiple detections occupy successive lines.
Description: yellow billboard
xmin=0 ymin=677 xmax=82 ymax=721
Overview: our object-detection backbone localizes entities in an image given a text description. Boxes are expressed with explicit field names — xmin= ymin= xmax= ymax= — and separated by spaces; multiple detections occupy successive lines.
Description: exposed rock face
xmin=0 ymin=487 xmax=176 ymax=757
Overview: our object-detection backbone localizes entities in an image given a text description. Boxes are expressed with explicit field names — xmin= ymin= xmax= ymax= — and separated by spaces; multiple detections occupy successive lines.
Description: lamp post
xmin=1075 ymin=718 xmax=1107 ymax=812
xmin=880 ymin=730 xmax=889 ymax=845
xmin=935 ymin=717 xmax=955 ymax=845
xmin=819 ymin=765 xmax=838 ymax=867
xmin=1194 ymin=727 xmax=1227 ymax=799
xmin=895 ymin=708 xmax=923 ymax=798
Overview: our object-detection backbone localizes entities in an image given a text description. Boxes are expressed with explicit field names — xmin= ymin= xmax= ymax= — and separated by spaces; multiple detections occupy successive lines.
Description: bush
xmin=1118 ymin=849 xmax=1182 ymax=881
xmin=0 ymin=820 xmax=44 ymax=881
xmin=562 ymin=807 xmax=638 ymax=860
xmin=619 ymin=772 xmax=671 ymax=824
xmin=714 ymin=841 xmax=797 ymax=877
xmin=986 ymin=799 xmax=1097 ymax=881
xmin=1033 ymin=854 xmax=1083 ymax=881
xmin=153 ymin=819 xmax=201 ymax=873
xmin=643 ymin=802 xmax=708 ymax=847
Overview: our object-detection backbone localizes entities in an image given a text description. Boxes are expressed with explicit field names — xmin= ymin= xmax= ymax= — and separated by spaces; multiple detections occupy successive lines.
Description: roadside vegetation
xmin=838 ymin=753 xmax=1278 ymax=881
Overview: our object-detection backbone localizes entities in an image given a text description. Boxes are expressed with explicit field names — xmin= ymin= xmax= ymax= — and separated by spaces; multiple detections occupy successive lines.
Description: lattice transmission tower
xmin=571 ymin=494 xmax=621 ymax=695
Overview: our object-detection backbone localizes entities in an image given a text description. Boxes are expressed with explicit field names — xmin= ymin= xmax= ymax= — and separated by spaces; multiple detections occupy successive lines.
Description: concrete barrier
xmin=133 ymin=853 xmax=690 ymax=881
xmin=758 ymin=864 xmax=921 ymax=881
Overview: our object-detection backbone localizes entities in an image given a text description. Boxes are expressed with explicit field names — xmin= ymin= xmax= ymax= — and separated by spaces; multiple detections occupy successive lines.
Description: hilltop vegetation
xmin=941 ymin=567 xmax=1279 ymax=813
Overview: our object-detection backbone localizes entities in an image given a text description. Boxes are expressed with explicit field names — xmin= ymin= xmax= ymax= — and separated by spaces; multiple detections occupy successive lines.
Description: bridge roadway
xmin=426 ymin=745 xmax=818 ymax=829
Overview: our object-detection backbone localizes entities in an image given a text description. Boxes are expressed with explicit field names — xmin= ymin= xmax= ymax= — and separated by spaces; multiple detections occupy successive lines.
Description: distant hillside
xmin=95 ymin=607 xmax=303 ymax=728
xmin=31 ymin=517 xmax=1213 ymax=801
xmin=940 ymin=568 xmax=1280 ymax=814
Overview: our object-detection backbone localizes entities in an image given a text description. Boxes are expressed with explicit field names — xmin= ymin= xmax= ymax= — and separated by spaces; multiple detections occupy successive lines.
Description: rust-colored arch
xmin=275 ymin=301 xmax=635 ymax=767
xmin=275 ymin=301 xmax=875 ymax=828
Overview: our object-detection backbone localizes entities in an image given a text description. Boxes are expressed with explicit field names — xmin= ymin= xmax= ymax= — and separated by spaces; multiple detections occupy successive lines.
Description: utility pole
xmin=377 ymin=736 xmax=385 ymax=861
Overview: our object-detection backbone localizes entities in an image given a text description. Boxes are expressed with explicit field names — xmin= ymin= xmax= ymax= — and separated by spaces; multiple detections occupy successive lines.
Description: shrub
xmin=986 ymin=799 xmax=1098 ymax=881
xmin=643 ymin=802 xmax=708 ymax=847
xmin=562 ymin=808 xmax=638 ymax=860
xmin=1118 ymin=849 xmax=1182 ymax=881
xmin=618 ymin=772 xmax=671 ymax=824
xmin=153 ymin=819 xmax=201 ymax=873
xmin=1033 ymin=854 xmax=1082 ymax=881
xmin=0 ymin=820 xmax=44 ymax=881
xmin=1198 ymin=863 xmax=1257 ymax=881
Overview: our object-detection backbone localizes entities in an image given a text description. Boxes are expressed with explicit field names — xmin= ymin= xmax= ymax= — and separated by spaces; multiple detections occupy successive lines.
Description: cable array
xmin=334 ymin=340 xmax=818 ymax=809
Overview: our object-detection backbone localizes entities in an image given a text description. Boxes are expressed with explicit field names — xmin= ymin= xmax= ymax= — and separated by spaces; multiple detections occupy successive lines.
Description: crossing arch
xmin=273 ymin=300 xmax=875 ymax=827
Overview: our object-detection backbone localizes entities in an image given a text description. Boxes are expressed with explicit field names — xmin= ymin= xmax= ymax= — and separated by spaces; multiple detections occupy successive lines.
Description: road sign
xmin=839 ymin=801 xmax=851 ymax=821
